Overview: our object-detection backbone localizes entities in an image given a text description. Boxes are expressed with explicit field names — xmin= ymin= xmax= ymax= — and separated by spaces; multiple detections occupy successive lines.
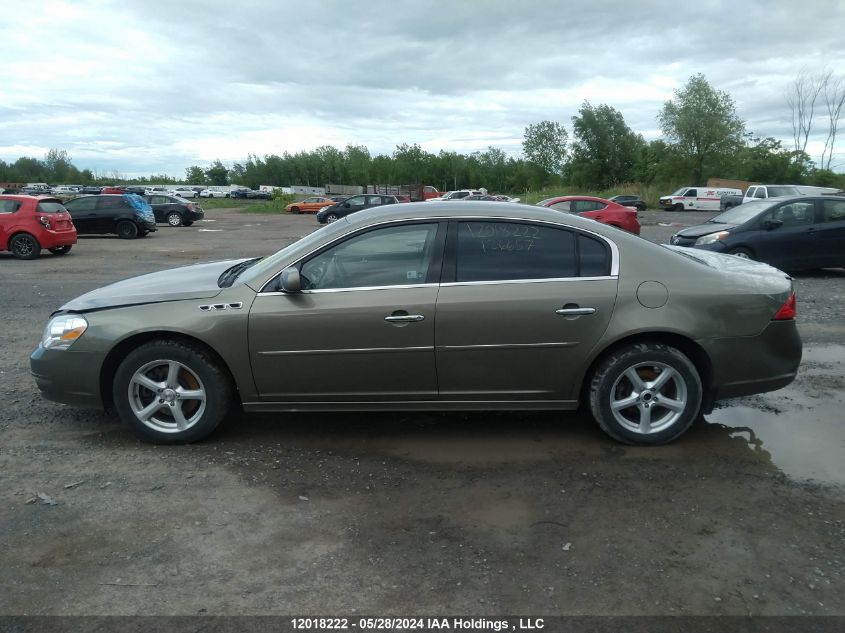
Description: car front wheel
xmin=589 ymin=342 xmax=702 ymax=445
xmin=728 ymin=247 xmax=754 ymax=260
xmin=113 ymin=339 xmax=233 ymax=444
xmin=116 ymin=220 xmax=139 ymax=239
xmin=325 ymin=213 xmax=339 ymax=223
xmin=166 ymin=211 xmax=183 ymax=227
xmin=10 ymin=233 xmax=40 ymax=259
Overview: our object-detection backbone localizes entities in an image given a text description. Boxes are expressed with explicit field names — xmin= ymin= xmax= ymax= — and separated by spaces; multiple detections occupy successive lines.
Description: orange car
xmin=285 ymin=197 xmax=337 ymax=214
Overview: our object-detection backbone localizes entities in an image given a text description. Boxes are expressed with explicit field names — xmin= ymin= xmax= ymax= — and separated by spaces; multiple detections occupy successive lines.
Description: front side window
xmin=685 ymin=189 xmax=698 ymax=197
xmin=772 ymin=201 xmax=814 ymax=225
xmin=67 ymin=197 xmax=97 ymax=212
xmin=345 ymin=196 xmax=366 ymax=207
xmin=754 ymin=188 xmax=766 ymax=199
xmin=550 ymin=201 xmax=572 ymax=212
xmin=746 ymin=187 xmax=756 ymax=198
xmin=300 ymin=223 xmax=440 ymax=290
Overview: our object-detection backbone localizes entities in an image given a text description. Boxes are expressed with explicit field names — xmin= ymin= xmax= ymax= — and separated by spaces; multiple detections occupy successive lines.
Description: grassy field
xmin=519 ymin=184 xmax=669 ymax=207
xmin=199 ymin=195 xmax=297 ymax=214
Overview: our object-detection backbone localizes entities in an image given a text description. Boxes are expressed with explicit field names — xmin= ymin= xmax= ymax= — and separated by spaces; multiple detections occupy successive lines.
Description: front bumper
xmin=705 ymin=320 xmax=802 ymax=402
xmin=30 ymin=345 xmax=105 ymax=409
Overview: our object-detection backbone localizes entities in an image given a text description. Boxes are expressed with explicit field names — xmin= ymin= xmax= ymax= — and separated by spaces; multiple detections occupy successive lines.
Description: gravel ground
xmin=1 ymin=205 xmax=843 ymax=617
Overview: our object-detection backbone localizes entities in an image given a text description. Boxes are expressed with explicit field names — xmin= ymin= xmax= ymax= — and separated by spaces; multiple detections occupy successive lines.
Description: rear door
xmin=434 ymin=220 xmax=618 ymax=403
xmin=65 ymin=196 xmax=99 ymax=233
xmin=815 ymin=199 xmax=845 ymax=267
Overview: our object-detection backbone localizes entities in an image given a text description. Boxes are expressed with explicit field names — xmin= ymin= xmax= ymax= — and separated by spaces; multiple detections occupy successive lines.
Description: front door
xmin=66 ymin=196 xmax=99 ymax=233
xmin=435 ymin=220 xmax=618 ymax=402
xmin=248 ymin=222 xmax=444 ymax=401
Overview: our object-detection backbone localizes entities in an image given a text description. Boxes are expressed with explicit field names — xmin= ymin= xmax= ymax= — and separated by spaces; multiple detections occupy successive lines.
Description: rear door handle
xmin=556 ymin=307 xmax=596 ymax=316
xmin=384 ymin=314 xmax=425 ymax=322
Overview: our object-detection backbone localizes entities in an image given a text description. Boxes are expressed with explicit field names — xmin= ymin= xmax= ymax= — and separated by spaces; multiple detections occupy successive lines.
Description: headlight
xmin=695 ymin=231 xmax=730 ymax=246
xmin=42 ymin=314 xmax=88 ymax=350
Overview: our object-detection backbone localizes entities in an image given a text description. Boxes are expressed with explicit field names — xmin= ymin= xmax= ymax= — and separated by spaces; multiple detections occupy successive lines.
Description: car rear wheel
xmin=49 ymin=245 xmax=72 ymax=255
xmin=589 ymin=342 xmax=702 ymax=445
xmin=166 ymin=211 xmax=183 ymax=227
xmin=113 ymin=339 xmax=233 ymax=444
xmin=290 ymin=206 xmax=300 ymax=214
xmin=116 ymin=220 xmax=139 ymax=239
xmin=325 ymin=213 xmax=340 ymax=223
xmin=729 ymin=247 xmax=754 ymax=260
xmin=9 ymin=233 xmax=40 ymax=259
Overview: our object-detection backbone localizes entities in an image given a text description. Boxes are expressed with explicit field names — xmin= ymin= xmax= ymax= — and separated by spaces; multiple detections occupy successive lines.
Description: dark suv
xmin=608 ymin=195 xmax=646 ymax=212
xmin=143 ymin=194 xmax=204 ymax=227
xmin=63 ymin=194 xmax=157 ymax=239
xmin=316 ymin=194 xmax=399 ymax=224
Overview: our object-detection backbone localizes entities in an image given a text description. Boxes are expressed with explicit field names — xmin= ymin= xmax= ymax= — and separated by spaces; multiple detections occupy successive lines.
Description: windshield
xmin=706 ymin=199 xmax=776 ymax=224
xmin=671 ymin=188 xmax=688 ymax=196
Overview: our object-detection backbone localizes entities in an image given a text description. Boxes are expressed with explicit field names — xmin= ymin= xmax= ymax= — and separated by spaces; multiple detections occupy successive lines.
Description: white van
xmin=658 ymin=186 xmax=742 ymax=212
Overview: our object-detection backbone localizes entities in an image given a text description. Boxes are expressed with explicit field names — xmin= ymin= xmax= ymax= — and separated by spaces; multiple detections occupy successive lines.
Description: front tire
xmin=325 ymin=213 xmax=339 ymax=223
xmin=49 ymin=245 xmax=72 ymax=255
xmin=10 ymin=233 xmax=40 ymax=259
xmin=589 ymin=342 xmax=702 ymax=445
xmin=290 ymin=206 xmax=300 ymax=214
xmin=113 ymin=339 xmax=233 ymax=444
xmin=116 ymin=220 xmax=139 ymax=239
xmin=728 ymin=247 xmax=754 ymax=260
xmin=166 ymin=211 xmax=183 ymax=227
xmin=673 ymin=203 xmax=685 ymax=212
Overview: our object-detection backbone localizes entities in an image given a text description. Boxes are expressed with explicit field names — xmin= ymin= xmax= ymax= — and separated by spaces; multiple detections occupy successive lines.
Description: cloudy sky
xmin=2 ymin=0 xmax=844 ymax=178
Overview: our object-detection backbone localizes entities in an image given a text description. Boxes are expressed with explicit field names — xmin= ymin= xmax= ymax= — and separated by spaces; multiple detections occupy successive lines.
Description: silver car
xmin=31 ymin=202 xmax=802 ymax=445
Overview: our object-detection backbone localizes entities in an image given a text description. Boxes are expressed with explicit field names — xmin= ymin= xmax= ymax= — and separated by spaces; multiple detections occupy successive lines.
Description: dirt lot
xmin=1 ymin=206 xmax=843 ymax=617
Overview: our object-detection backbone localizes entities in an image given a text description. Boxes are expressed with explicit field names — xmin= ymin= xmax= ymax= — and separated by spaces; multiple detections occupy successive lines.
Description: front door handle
xmin=384 ymin=314 xmax=425 ymax=322
xmin=555 ymin=307 xmax=596 ymax=316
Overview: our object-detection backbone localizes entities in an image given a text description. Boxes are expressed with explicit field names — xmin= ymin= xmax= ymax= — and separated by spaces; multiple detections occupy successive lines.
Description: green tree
xmin=44 ymin=149 xmax=74 ymax=183
xmin=658 ymin=74 xmax=745 ymax=184
xmin=522 ymin=120 xmax=568 ymax=178
xmin=569 ymin=102 xmax=642 ymax=188
xmin=204 ymin=160 xmax=229 ymax=186
xmin=185 ymin=165 xmax=206 ymax=184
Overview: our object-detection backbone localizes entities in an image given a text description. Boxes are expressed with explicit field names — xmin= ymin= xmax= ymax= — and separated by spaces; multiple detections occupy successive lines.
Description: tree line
xmin=2 ymin=74 xmax=844 ymax=194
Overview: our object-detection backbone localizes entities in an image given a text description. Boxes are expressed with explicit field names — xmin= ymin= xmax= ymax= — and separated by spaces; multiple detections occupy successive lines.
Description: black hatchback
xmin=63 ymin=194 xmax=157 ymax=239
xmin=671 ymin=196 xmax=845 ymax=271
xmin=316 ymin=194 xmax=399 ymax=224
xmin=143 ymin=194 xmax=204 ymax=227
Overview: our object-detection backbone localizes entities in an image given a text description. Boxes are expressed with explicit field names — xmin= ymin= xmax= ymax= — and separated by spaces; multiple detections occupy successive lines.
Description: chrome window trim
xmin=257 ymin=215 xmax=620 ymax=293
xmin=439 ymin=275 xmax=617 ymax=287
xmin=257 ymin=283 xmax=439 ymax=296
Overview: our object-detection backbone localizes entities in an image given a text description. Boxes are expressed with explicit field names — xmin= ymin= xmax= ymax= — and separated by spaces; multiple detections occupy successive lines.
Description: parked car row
xmin=1 ymin=193 xmax=205 ymax=259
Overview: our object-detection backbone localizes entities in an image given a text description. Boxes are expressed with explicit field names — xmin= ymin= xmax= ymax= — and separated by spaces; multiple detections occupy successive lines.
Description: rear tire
xmin=589 ymin=342 xmax=702 ymax=445
xmin=116 ymin=220 xmax=139 ymax=239
xmin=49 ymin=245 xmax=72 ymax=255
xmin=166 ymin=211 xmax=183 ymax=227
xmin=10 ymin=233 xmax=40 ymax=259
xmin=112 ymin=339 xmax=233 ymax=444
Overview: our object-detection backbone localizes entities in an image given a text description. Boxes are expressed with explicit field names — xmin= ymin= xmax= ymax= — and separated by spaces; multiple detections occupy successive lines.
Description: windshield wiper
xmin=218 ymin=258 xmax=262 ymax=288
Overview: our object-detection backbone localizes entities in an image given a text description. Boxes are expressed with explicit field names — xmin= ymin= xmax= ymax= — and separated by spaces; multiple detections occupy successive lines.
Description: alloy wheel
xmin=128 ymin=360 xmax=207 ymax=433
xmin=609 ymin=361 xmax=687 ymax=434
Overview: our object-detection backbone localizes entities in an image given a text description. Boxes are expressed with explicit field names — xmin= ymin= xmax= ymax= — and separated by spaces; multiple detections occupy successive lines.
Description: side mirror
xmin=279 ymin=267 xmax=301 ymax=292
xmin=764 ymin=219 xmax=783 ymax=230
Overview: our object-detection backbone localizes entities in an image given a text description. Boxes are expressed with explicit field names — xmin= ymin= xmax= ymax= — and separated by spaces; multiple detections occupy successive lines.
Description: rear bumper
xmin=30 ymin=345 xmax=104 ymax=409
xmin=705 ymin=320 xmax=802 ymax=401
xmin=41 ymin=229 xmax=77 ymax=248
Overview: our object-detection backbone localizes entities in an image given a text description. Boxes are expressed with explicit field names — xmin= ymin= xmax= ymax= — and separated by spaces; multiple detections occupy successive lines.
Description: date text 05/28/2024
xmin=290 ymin=617 xmax=545 ymax=631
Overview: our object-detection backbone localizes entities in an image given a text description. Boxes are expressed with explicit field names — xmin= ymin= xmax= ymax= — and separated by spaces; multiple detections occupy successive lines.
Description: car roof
xmin=542 ymin=195 xmax=613 ymax=204
xmin=344 ymin=200 xmax=620 ymax=232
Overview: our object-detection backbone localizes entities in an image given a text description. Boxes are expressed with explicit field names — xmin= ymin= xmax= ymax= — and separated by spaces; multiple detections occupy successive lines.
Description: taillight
xmin=39 ymin=216 xmax=51 ymax=229
xmin=773 ymin=292 xmax=796 ymax=320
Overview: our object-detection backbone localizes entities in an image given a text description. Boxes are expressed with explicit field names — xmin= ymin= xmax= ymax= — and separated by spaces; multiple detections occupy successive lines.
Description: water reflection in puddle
xmin=705 ymin=344 xmax=845 ymax=487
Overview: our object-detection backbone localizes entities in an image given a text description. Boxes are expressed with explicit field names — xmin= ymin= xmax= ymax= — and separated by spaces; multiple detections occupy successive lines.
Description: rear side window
xmin=455 ymin=221 xmax=577 ymax=281
xmin=36 ymin=201 xmax=67 ymax=213
xmin=0 ymin=200 xmax=21 ymax=213
xmin=578 ymin=234 xmax=611 ymax=276
xmin=821 ymin=199 xmax=845 ymax=223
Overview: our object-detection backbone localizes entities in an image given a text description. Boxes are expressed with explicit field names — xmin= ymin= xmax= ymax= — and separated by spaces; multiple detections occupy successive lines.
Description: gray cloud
xmin=1 ymin=0 xmax=844 ymax=176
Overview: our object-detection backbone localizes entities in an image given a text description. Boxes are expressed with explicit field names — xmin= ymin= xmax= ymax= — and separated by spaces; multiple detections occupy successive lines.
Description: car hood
xmin=58 ymin=259 xmax=249 ymax=313
xmin=674 ymin=223 xmax=737 ymax=238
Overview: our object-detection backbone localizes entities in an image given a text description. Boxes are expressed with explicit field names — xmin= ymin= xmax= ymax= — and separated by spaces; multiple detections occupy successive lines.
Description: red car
xmin=537 ymin=195 xmax=641 ymax=235
xmin=0 ymin=195 xmax=77 ymax=259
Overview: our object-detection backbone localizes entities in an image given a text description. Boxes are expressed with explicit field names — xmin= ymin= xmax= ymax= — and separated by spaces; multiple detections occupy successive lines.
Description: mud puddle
xmin=705 ymin=344 xmax=845 ymax=487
